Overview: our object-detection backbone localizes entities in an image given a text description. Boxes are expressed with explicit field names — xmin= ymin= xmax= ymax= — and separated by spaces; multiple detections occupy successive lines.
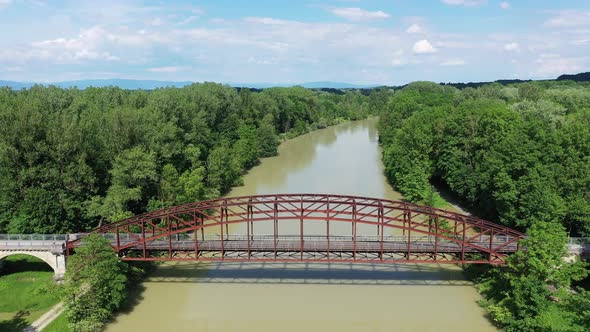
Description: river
xmin=105 ymin=118 xmax=497 ymax=332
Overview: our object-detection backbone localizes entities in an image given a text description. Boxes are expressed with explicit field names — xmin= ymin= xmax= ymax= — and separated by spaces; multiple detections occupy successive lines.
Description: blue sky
xmin=0 ymin=0 xmax=589 ymax=85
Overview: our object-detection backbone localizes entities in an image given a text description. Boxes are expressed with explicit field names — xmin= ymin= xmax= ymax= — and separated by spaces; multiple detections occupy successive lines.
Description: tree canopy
xmin=0 ymin=84 xmax=383 ymax=233
xmin=63 ymin=234 xmax=128 ymax=332
xmin=379 ymin=81 xmax=590 ymax=236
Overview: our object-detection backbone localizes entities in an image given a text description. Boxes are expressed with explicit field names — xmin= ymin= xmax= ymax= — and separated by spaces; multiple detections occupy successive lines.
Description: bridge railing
xmin=3 ymin=233 xmax=582 ymax=245
xmin=113 ymin=234 xmax=442 ymax=243
xmin=103 ymin=233 xmax=517 ymax=245
xmin=568 ymin=237 xmax=590 ymax=245
xmin=0 ymin=234 xmax=67 ymax=241
xmin=0 ymin=233 xmax=533 ymax=246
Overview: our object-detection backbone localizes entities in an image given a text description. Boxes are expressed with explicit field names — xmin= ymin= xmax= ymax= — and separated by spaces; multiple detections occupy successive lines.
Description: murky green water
xmin=106 ymin=118 xmax=497 ymax=332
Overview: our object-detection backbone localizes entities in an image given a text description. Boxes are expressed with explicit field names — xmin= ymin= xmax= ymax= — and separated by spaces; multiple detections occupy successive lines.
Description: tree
xmin=86 ymin=147 xmax=157 ymax=222
xmin=508 ymin=221 xmax=587 ymax=289
xmin=63 ymin=234 xmax=128 ymax=332
xmin=256 ymin=114 xmax=279 ymax=157
xmin=176 ymin=146 xmax=208 ymax=204
xmin=486 ymin=221 xmax=588 ymax=331
xmin=564 ymin=288 xmax=590 ymax=328
xmin=206 ymin=145 xmax=242 ymax=195
xmin=233 ymin=124 xmax=260 ymax=169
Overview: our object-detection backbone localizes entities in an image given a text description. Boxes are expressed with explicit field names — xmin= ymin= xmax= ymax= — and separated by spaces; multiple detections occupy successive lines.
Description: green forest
xmin=379 ymin=81 xmax=590 ymax=236
xmin=0 ymin=83 xmax=380 ymax=234
xmin=378 ymin=81 xmax=590 ymax=331
xmin=1 ymin=79 xmax=590 ymax=331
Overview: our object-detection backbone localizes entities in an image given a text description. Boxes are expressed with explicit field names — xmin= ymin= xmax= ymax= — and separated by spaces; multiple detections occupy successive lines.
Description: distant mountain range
xmin=0 ymin=79 xmax=378 ymax=90
xmin=1 ymin=72 xmax=589 ymax=91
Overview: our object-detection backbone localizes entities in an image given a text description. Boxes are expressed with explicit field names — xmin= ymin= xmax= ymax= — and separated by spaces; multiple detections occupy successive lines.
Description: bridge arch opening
xmin=0 ymin=251 xmax=65 ymax=280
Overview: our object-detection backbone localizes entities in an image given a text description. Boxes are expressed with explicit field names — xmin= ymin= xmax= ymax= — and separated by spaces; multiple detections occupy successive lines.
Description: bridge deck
xmin=125 ymin=238 xmax=518 ymax=254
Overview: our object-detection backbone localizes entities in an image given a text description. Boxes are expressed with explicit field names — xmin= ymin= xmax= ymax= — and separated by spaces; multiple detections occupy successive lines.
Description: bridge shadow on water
xmin=144 ymin=261 xmax=474 ymax=287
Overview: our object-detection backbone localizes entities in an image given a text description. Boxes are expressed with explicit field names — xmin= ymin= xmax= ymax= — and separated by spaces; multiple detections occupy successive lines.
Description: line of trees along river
xmin=378 ymin=81 xmax=590 ymax=331
xmin=0 ymin=84 xmax=385 ymax=234
xmin=379 ymin=81 xmax=590 ymax=236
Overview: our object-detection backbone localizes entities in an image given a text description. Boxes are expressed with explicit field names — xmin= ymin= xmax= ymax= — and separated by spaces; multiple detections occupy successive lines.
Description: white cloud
xmin=31 ymin=26 xmax=120 ymax=62
xmin=545 ymin=10 xmax=590 ymax=28
xmin=247 ymin=57 xmax=278 ymax=65
xmin=391 ymin=50 xmax=407 ymax=66
xmin=406 ymin=24 xmax=425 ymax=34
xmin=391 ymin=58 xmax=408 ymax=66
xmin=0 ymin=0 xmax=11 ymax=10
xmin=534 ymin=56 xmax=585 ymax=77
xmin=244 ymin=17 xmax=289 ymax=25
xmin=538 ymin=53 xmax=559 ymax=59
xmin=572 ymin=38 xmax=590 ymax=46
xmin=209 ymin=18 xmax=227 ymax=24
xmin=390 ymin=49 xmax=426 ymax=67
xmin=440 ymin=59 xmax=466 ymax=66
xmin=441 ymin=0 xmax=487 ymax=7
xmin=500 ymin=2 xmax=510 ymax=9
xmin=504 ymin=42 xmax=520 ymax=51
xmin=3 ymin=66 xmax=22 ymax=72
xmin=147 ymin=66 xmax=185 ymax=73
xmin=178 ymin=16 xmax=199 ymax=25
xmin=149 ymin=17 xmax=165 ymax=26
xmin=413 ymin=40 xmax=437 ymax=54
xmin=329 ymin=7 xmax=390 ymax=21
xmin=190 ymin=7 xmax=204 ymax=15
xmin=106 ymin=27 xmax=170 ymax=47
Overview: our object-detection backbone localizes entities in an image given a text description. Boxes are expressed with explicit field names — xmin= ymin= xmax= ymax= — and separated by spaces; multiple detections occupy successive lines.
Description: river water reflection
xmin=105 ymin=118 xmax=497 ymax=332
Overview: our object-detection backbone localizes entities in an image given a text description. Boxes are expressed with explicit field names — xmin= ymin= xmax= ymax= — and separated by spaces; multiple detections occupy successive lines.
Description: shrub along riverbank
xmin=378 ymin=81 xmax=590 ymax=331
xmin=62 ymin=234 xmax=148 ymax=331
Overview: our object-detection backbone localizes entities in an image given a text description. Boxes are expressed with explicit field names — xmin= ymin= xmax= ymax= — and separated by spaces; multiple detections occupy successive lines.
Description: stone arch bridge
xmin=0 ymin=234 xmax=67 ymax=280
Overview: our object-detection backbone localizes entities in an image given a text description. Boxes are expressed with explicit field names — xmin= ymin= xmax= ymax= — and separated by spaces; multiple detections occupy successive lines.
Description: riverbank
xmin=279 ymin=116 xmax=350 ymax=141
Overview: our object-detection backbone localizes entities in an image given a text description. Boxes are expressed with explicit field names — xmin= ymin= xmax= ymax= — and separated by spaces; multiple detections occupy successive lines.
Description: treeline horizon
xmin=0 ymin=83 xmax=385 ymax=234
xmin=2 ymin=70 xmax=589 ymax=93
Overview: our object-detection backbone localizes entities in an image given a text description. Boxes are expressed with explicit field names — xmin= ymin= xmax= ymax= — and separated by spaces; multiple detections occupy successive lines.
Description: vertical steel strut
xmin=326 ymin=197 xmax=330 ymax=261
xmin=301 ymin=196 xmax=304 ymax=260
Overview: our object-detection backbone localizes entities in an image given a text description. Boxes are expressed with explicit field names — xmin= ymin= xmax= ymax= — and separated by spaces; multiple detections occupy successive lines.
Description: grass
xmin=43 ymin=312 xmax=71 ymax=332
xmin=0 ymin=254 xmax=61 ymax=331
xmin=426 ymin=191 xmax=451 ymax=209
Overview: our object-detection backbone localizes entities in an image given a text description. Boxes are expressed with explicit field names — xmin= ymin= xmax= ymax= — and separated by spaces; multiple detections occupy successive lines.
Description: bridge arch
xmin=0 ymin=250 xmax=66 ymax=280
xmin=68 ymin=194 xmax=526 ymax=265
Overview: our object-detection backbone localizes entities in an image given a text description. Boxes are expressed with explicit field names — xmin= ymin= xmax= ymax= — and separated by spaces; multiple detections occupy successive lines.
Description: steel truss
xmin=67 ymin=194 xmax=525 ymax=265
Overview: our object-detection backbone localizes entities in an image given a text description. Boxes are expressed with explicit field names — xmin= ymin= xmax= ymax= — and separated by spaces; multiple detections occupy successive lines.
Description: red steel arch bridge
xmin=66 ymin=194 xmax=527 ymax=265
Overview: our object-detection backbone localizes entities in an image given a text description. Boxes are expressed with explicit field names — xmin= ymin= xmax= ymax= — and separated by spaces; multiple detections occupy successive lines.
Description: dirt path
xmin=22 ymin=302 xmax=64 ymax=332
